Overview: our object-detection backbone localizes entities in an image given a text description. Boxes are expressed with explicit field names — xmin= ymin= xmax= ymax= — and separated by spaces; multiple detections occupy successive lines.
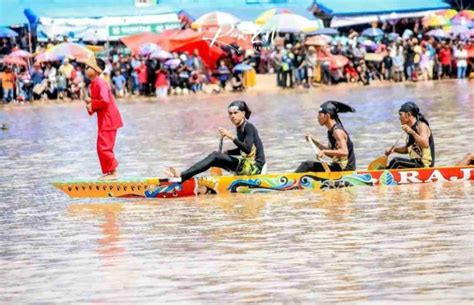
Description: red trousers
xmin=97 ymin=130 xmax=118 ymax=174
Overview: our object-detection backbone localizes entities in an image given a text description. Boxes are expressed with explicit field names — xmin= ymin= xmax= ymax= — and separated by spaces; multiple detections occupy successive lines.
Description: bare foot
xmin=164 ymin=167 xmax=180 ymax=178
xmin=99 ymin=172 xmax=118 ymax=181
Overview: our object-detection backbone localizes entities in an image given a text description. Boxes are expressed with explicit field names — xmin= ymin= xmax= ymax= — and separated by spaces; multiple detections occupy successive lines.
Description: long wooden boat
xmin=53 ymin=166 xmax=474 ymax=198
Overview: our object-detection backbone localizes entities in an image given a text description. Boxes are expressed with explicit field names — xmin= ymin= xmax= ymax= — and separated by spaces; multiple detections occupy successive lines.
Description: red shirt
xmin=155 ymin=70 xmax=168 ymax=88
xmin=136 ymin=64 xmax=148 ymax=84
xmin=439 ymin=48 xmax=452 ymax=65
xmin=88 ymin=76 xmax=123 ymax=131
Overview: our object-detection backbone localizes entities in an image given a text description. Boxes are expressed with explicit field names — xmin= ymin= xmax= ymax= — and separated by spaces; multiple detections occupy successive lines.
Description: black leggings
xmin=295 ymin=161 xmax=343 ymax=173
xmin=387 ymin=157 xmax=424 ymax=169
xmin=181 ymin=151 xmax=240 ymax=182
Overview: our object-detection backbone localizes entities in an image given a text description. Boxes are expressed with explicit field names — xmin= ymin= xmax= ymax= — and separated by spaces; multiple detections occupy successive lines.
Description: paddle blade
xmin=210 ymin=167 xmax=223 ymax=176
xmin=368 ymin=155 xmax=388 ymax=170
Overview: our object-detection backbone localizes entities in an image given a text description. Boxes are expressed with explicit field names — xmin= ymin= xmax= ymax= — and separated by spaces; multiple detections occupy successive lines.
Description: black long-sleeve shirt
xmin=227 ymin=121 xmax=265 ymax=167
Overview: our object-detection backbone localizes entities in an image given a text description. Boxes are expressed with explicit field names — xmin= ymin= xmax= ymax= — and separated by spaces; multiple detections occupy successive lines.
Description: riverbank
xmin=1 ymin=74 xmax=472 ymax=109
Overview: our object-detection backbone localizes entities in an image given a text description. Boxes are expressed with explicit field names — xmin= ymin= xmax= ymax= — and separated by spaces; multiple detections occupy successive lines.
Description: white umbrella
xmin=192 ymin=11 xmax=240 ymax=29
xmin=150 ymin=49 xmax=173 ymax=60
xmin=261 ymin=13 xmax=323 ymax=33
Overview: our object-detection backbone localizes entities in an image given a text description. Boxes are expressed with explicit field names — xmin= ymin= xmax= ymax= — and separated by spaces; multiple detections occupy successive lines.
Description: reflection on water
xmin=1 ymin=81 xmax=473 ymax=303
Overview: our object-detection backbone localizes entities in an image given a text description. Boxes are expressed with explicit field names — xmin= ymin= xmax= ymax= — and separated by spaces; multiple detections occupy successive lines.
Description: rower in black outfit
xmin=165 ymin=100 xmax=265 ymax=182
xmin=295 ymin=101 xmax=356 ymax=173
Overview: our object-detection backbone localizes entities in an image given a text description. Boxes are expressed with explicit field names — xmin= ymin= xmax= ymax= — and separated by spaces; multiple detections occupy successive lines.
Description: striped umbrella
xmin=192 ymin=11 xmax=240 ymax=29
xmin=436 ymin=9 xmax=457 ymax=20
xmin=454 ymin=10 xmax=474 ymax=19
xmin=46 ymin=42 xmax=93 ymax=62
xmin=255 ymin=8 xmax=291 ymax=25
xmin=451 ymin=15 xmax=472 ymax=26
xmin=423 ymin=15 xmax=449 ymax=27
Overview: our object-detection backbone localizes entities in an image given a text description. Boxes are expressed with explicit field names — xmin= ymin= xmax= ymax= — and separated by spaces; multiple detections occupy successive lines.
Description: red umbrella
xmin=329 ymin=55 xmax=349 ymax=69
xmin=2 ymin=55 xmax=27 ymax=66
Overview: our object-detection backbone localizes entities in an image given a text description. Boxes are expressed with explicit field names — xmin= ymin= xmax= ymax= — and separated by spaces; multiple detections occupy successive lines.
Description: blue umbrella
xmin=426 ymin=29 xmax=447 ymax=39
xmin=307 ymin=28 xmax=339 ymax=36
xmin=362 ymin=28 xmax=384 ymax=37
xmin=0 ymin=27 xmax=18 ymax=38
xmin=402 ymin=29 xmax=414 ymax=39
xmin=387 ymin=32 xmax=400 ymax=41
xmin=233 ymin=63 xmax=253 ymax=72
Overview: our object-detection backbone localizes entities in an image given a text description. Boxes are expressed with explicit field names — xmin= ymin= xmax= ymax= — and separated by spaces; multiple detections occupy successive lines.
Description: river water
xmin=1 ymin=80 xmax=473 ymax=303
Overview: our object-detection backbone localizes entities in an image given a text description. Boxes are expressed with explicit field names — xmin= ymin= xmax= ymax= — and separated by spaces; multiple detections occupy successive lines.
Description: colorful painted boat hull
xmin=53 ymin=166 xmax=474 ymax=198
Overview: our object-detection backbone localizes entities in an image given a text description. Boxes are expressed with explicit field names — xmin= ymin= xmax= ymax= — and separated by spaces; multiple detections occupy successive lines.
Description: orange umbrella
xmin=3 ymin=55 xmax=27 ymax=66
xmin=329 ymin=55 xmax=349 ymax=69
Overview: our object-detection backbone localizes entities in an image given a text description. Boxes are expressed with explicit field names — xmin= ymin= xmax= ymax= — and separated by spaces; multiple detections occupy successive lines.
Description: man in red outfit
xmin=84 ymin=56 xmax=124 ymax=180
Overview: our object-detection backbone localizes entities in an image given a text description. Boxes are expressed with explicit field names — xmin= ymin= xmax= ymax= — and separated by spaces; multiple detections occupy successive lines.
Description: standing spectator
xmin=136 ymin=60 xmax=147 ymax=95
xmin=393 ymin=47 xmax=405 ymax=82
xmin=217 ymin=60 xmax=230 ymax=90
xmin=30 ymin=62 xmax=44 ymax=100
xmin=293 ymin=47 xmax=307 ymax=87
xmin=2 ymin=66 xmax=15 ymax=103
xmin=57 ymin=72 xmax=67 ymax=99
xmin=454 ymin=43 xmax=468 ymax=79
xmin=154 ymin=65 xmax=169 ymax=99
xmin=271 ymin=45 xmax=283 ymax=86
xmin=112 ymin=70 xmax=126 ymax=98
xmin=130 ymin=55 xmax=140 ymax=94
xmin=405 ymin=41 xmax=415 ymax=81
xmin=381 ymin=50 xmax=393 ymax=81
xmin=59 ymin=58 xmax=74 ymax=83
xmin=439 ymin=42 xmax=452 ymax=79
xmin=17 ymin=67 xmax=31 ymax=102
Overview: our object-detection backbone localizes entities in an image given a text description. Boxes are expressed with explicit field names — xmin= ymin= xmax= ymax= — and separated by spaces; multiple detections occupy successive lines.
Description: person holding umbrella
xmin=84 ymin=56 xmax=124 ymax=180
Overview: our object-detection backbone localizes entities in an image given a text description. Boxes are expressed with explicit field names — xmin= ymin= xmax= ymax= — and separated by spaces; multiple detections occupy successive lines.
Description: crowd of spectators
xmin=1 ymin=20 xmax=473 ymax=104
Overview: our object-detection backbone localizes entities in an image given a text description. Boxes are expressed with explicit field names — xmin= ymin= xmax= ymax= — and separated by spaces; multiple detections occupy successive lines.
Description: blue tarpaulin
xmin=314 ymin=0 xmax=450 ymax=16
xmin=159 ymin=0 xmax=316 ymax=20
xmin=0 ymin=0 xmax=178 ymax=26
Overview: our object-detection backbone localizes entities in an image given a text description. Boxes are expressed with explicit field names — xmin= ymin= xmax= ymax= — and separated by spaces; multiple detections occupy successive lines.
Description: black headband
xmin=228 ymin=100 xmax=252 ymax=119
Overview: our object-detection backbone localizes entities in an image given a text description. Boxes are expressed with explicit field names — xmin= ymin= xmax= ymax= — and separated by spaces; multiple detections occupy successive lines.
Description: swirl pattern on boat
xmin=227 ymin=176 xmax=299 ymax=193
xmin=144 ymin=183 xmax=183 ymax=198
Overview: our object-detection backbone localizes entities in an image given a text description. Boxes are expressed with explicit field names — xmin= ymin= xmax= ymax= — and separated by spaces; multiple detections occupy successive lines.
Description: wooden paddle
xmin=210 ymin=137 xmax=224 ymax=176
xmin=306 ymin=136 xmax=330 ymax=173
xmin=367 ymin=132 xmax=404 ymax=170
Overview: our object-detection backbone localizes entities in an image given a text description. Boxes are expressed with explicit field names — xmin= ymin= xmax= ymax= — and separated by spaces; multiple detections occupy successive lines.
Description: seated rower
xmin=295 ymin=101 xmax=356 ymax=173
xmin=386 ymin=101 xmax=435 ymax=169
xmin=457 ymin=152 xmax=474 ymax=166
xmin=165 ymin=100 xmax=266 ymax=182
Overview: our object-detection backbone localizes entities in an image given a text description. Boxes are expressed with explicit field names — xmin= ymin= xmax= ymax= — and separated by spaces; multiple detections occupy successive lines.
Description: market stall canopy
xmin=121 ymin=29 xmax=224 ymax=68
